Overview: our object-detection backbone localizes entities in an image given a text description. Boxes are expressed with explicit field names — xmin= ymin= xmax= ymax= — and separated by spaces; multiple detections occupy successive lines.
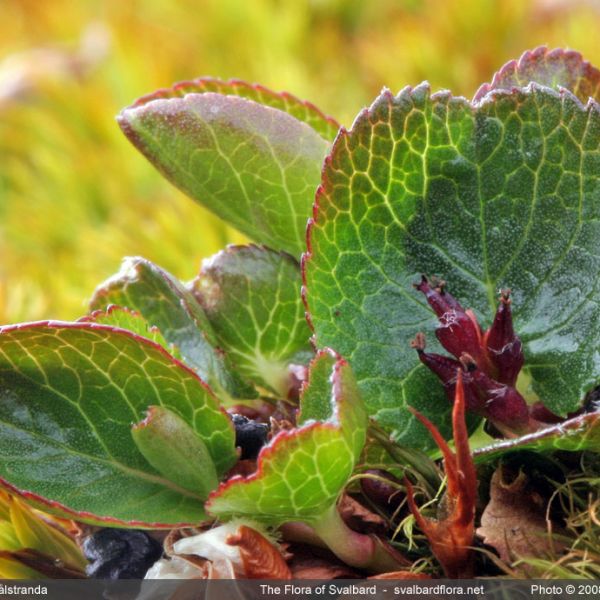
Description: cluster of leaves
xmin=1 ymin=47 xmax=600 ymax=578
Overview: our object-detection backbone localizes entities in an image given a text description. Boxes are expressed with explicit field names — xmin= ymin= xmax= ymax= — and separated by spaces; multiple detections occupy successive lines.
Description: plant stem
xmin=310 ymin=504 xmax=409 ymax=573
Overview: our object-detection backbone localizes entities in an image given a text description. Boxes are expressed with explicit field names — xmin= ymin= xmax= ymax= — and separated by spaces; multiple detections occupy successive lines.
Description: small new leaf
xmin=132 ymin=405 xmax=219 ymax=499
xmin=207 ymin=350 xmax=367 ymax=524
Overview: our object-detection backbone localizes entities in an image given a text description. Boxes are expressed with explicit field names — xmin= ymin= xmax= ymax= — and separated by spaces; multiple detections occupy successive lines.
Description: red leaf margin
xmin=124 ymin=77 xmax=341 ymax=141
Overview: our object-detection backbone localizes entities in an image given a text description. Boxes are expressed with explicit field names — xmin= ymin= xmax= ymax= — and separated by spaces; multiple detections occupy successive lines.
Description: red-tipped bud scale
xmin=414 ymin=275 xmax=464 ymax=318
xmin=411 ymin=335 xmax=480 ymax=412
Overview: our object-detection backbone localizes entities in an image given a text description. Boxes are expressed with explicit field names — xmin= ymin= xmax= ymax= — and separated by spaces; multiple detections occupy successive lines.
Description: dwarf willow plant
xmin=1 ymin=47 xmax=600 ymax=573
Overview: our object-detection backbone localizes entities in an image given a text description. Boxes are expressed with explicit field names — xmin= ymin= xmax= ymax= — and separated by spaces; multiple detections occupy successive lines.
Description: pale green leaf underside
xmin=192 ymin=245 xmax=312 ymax=396
xmin=0 ymin=323 xmax=236 ymax=526
xmin=304 ymin=83 xmax=600 ymax=449
xmin=118 ymin=93 xmax=330 ymax=256
xmin=90 ymin=257 xmax=254 ymax=400
xmin=131 ymin=77 xmax=340 ymax=141
xmin=207 ymin=352 xmax=366 ymax=524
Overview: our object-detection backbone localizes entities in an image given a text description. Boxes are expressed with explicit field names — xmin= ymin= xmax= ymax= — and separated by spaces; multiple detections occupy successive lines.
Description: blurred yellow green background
xmin=1 ymin=0 xmax=600 ymax=323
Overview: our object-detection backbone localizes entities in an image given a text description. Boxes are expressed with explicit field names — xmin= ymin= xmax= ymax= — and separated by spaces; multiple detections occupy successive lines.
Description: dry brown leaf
xmin=405 ymin=371 xmax=477 ymax=578
xmin=286 ymin=544 xmax=361 ymax=579
xmin=477 ymin=466 xmax=562 ymax=567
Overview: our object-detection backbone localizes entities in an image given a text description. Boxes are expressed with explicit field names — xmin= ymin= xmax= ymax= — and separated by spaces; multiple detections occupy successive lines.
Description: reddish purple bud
xmin=412 ymin=278 xmax=535 ymax=435
xmin=414 ymin=276 xmax=484 ymax=364
xmin=460 ymin=354 xmax=529 ymax=432
xmin=411 ymin=335 xmax=480 ymax=411
xmin=483 ymin=290 xmax=524 ymax=386
xmin=430 ymin=276 xmax=465 ymax=313
xmin=530 ymin=401 xmax=585 ymax=424
xmin=485 ymin=386 xmax=531 ymax=433
xmin=435 ymin=308 xmax=483 ymax=364
xmin=411 ymin=333 xmax=461 ymax=391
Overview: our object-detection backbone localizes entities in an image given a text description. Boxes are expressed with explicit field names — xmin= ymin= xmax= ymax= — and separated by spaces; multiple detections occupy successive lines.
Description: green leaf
xmin=474 ymin=411 xmax=600 ymax=462
xmin=191 ymin=245 xmax=312 ymax=396
xmin=0 ymin=322 xmax=236 ymax=527
xmin=131 ymin=405 xmax=218 ymax=498
xmin=475 ymin=46 xmax=600 ymax=104
xmin=79 ymin=305 xmax=181 ymax=360
xmin=118 ymin=93 xmax=331 ymax=255
xmin=207 ymin=350 xmax=367 ymax=524
xmin=303 ymin=83 xmax=600 ymax=447
xmin=90 ymin=257 xmax=255 ymax=400
xmin=131 ymin=77 xmax=340 ymax=141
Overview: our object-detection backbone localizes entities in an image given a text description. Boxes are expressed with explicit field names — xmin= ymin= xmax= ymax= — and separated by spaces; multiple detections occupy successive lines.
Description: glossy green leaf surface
xmin=475 ymin=46 xmax=600 ymax=104
xmin=90 ymin=257 xmax=254 ymax=400
xmin=0 ymin=322 xmax=236 ymax=527
xmin=131 ymin=77 xmax=340 ymax=141
xmin=304 ymin=83 xmax=600 ymax=447
xmin=474 ymin=411 xmax=600 ymax=461
xmin=207 ymin=350 xmax=367 ymax=524
xmin=118 ymin=93 xmax=330 ymax=255
xmin=191 ymin=245 xmax=312 ymax=396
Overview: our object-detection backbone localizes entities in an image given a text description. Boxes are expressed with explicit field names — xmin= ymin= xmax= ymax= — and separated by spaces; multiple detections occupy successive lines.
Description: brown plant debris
xmin=226 ymin=525 xmax=291 ymax=579
xmin=477 ymin=466 xmax=563 ymax=568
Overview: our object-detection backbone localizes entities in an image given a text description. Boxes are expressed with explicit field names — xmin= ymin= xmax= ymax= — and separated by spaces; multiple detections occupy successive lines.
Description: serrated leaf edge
xmin=474 ymin=46 xmax=600 ymax=103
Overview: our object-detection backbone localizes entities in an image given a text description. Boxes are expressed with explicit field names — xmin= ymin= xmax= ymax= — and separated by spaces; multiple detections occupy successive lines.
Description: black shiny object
xmin=83 ymin=528 xmax=163 ymax=579
xmin=231 ymin=413 xmax=269 ymax=459
xmin=584 ymin=385 xmax=600 ymax=413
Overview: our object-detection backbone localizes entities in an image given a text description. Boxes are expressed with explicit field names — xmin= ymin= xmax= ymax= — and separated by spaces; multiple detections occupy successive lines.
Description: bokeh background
xmin=1 ymin=0 xmax=600 ymax=323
